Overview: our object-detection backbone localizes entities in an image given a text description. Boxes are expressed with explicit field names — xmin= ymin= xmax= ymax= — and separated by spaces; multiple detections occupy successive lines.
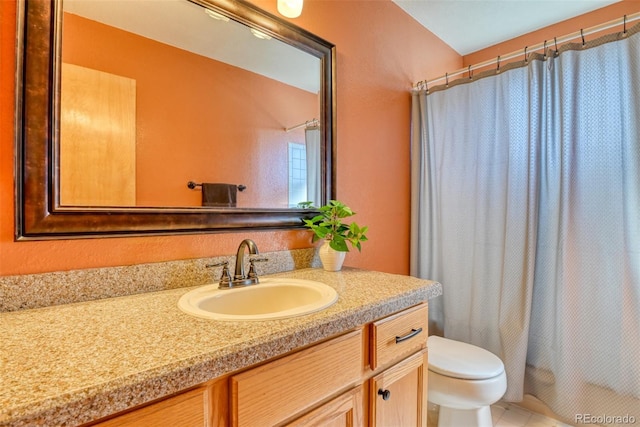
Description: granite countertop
xmin=0 ymin=268 xmax=441 ymax=427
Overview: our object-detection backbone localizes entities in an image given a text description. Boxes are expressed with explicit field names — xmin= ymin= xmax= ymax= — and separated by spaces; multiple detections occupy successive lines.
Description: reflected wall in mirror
xmin=61 ymin=0 xmax=321 ymax=209
xmin=16 ymin=0 xmax=335 ymax=239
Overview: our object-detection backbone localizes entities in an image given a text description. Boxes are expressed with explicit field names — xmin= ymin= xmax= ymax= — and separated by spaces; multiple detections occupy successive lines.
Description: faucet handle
xmin=206 ymin=261 xmax=232 ymax=288
xmin=206 ymin=261 xmax=227 ymax=267
xmin=247 ymin=257 xmax=269 ymax=280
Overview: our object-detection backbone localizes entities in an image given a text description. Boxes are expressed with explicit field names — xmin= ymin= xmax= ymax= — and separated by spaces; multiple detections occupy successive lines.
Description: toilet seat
xmin=428 ymin=336 xmax=504 ymax=380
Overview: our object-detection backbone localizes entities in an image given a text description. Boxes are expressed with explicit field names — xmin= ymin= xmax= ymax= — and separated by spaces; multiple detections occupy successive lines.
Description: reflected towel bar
xmin=188 ymin=181 xmax=246 ymax=191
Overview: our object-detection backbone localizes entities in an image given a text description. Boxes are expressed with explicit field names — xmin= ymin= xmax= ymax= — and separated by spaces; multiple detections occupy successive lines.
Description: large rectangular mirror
xmin=15 ymin=0 xmax=336 ymax=239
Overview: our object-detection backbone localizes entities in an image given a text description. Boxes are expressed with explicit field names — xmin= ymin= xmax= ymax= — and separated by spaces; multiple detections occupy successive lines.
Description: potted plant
xmin=303 ymin=200 xmax=368 ymax=271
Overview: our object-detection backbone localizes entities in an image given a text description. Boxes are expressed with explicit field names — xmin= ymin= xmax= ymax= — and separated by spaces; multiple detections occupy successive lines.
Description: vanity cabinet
xmin=87 ymin=304 xmax=428 ymax=427
xmin=368 ymin=303 xmax=429 ymax=427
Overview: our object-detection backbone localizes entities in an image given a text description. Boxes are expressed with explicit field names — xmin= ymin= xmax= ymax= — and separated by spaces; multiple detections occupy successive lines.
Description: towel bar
xmin=187 ymin=181 xmax=246 ymax=192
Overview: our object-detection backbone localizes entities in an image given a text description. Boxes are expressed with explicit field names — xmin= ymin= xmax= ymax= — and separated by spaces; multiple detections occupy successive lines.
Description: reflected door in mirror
xmin=60 ymin=63 xmax=137 ymax=206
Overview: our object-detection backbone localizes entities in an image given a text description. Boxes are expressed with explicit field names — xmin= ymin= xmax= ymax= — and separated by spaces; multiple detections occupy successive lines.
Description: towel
xmin=201 ymin=183 xmax=237 ymax=207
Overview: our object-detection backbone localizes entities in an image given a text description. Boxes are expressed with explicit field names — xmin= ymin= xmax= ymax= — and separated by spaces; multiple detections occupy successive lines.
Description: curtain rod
xmin=414 ymin=11 xmax=640 ymax=89
xmin=285 ymin=118 xmax=319 ymax=133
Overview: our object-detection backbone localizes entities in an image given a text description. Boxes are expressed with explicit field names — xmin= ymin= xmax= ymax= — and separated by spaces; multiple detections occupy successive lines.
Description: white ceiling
xmin=392 ymin=0 xmax=622 ymax=55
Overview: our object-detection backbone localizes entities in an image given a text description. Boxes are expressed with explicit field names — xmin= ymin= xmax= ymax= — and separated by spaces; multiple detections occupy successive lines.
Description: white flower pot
xmin=318 ymin=240 xmax=346 ymax=271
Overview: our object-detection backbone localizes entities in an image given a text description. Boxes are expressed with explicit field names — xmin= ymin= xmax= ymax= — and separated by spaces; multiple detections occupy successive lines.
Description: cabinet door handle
xmin=378 ymin=388 xmax=391 ymax=401
xmin=395 ymin=327 xmax=423 ymax=344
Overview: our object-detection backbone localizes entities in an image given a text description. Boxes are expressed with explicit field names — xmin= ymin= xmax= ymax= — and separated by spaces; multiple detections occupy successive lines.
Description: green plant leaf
xmin=302 ymin=199 xmax=368 ymax=252
xmin=330 ymin=236 xmax=349 ymax=252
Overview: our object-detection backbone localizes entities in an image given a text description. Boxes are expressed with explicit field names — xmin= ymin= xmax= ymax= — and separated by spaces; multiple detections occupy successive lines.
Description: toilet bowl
xmin=428 ymin=336 xmax=507 ymax=427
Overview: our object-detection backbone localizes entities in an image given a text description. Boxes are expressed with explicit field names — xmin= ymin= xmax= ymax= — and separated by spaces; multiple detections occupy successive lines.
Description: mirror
xmin=16 ymin=0 xmax=335 ymax=239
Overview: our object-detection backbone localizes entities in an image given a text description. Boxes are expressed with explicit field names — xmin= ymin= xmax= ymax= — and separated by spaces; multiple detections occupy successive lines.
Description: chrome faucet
xmin=206 ymin=239 xmax=268 ymax=289
xmin=233 ymin=239 xmax=259 ymax=285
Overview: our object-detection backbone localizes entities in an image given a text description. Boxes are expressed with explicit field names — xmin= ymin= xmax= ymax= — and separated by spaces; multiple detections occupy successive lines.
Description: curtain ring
xmin=445 ymin=72 xmax=449 ymax=87
xmin=543 ymin=40 xmax=547 ymax=59
xmin=524 ymin=46 xmax=528 ymax=63
xmin=624 ymin=15 xmax=627 ymax=35
xmin=554 ymin=37 xmax=559 ymax=56
xmin=580 ymin=28 xmax=586 ymax=46
xmin=496 ymin=55 xmax=501 ymax=73
xmin=425 ymin=79 xmax=429 ymax=93
xmin=468 ymin=65 xmax=473 ymax=80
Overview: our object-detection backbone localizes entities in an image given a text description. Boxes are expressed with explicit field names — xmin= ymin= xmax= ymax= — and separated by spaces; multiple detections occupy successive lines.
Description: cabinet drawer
xmin=370 ymin=304 xmax=428 ymax=370
xmin=231 ymin=329 xmax=363 ymax=427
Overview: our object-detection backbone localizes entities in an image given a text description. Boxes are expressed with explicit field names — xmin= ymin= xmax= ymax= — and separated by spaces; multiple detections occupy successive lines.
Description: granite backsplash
xmin=0 ymin=248 xmax=320 ymax=312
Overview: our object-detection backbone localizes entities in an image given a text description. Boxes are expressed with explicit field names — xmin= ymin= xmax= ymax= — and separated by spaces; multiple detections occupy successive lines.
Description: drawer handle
xmin=395 ymin=327 xmax=423 ymax=344
xmin=378 ymin=388 xmax=391 ymax=401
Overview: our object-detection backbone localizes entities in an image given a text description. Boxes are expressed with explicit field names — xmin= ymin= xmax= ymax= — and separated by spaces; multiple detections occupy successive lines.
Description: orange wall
xmin=0 ymin=0 xmax=460 ymax=276
xmin=463 ymin=0 xmax=640 ymax=68
xmin=63 ymin=13 xmax=317 ymax=208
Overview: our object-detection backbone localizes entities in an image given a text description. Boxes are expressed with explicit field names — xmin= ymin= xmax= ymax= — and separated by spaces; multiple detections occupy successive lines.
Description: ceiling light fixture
xmin=250 ymin=28 xmax=272 ymax=40
xmin=277 ymin=0 xmax=303 ymax=18
xmin=204 ymin=8 xmax=230 ymax=22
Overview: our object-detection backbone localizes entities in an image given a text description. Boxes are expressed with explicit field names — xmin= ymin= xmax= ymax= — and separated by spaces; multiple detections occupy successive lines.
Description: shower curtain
xmin=305 ymin=127 xmax=322 ymax=207
xmin=411 ymin=24 xmax=640 ymax=422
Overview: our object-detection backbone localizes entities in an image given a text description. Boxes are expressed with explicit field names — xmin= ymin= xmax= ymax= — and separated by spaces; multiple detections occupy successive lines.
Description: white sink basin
xmin=178 ymin=278 xmax=338 ymax=321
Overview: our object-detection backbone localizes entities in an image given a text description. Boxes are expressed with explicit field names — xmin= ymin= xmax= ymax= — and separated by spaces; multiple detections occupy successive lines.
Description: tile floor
xmin=491 ymin=402 xmax=574 ymax=427
xmin=428 ymin=401 xmax=575 ymax=427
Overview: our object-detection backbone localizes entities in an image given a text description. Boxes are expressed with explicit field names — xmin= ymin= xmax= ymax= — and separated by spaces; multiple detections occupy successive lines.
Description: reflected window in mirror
xmin=288 ymin=142 xmax=307 ymax=207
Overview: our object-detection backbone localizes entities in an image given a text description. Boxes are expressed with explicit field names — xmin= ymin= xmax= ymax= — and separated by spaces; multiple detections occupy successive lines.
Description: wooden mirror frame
xmin=15 ymin=0 xmax=336 ymax=240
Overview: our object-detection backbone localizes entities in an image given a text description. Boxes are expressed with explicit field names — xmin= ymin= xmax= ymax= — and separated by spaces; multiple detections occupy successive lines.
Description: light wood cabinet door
xmin=92 ymin=386 xmax=210 ymax=427
xmin=231 ymin=329 xmax=363 ymax=427
xmin=370 ymin=350 xmax=428 ymax=427
xmin=286 ymin=386 xmax=363 ymax=427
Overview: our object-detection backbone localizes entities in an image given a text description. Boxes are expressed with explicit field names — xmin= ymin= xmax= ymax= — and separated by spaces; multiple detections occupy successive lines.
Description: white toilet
xmin=428 ymin=335 xmax=507 ymax=427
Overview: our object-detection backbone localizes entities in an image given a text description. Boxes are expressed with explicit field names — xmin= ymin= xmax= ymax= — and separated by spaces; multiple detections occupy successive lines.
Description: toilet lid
xmin=428 ymin=336 xmax=505 ymax=380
